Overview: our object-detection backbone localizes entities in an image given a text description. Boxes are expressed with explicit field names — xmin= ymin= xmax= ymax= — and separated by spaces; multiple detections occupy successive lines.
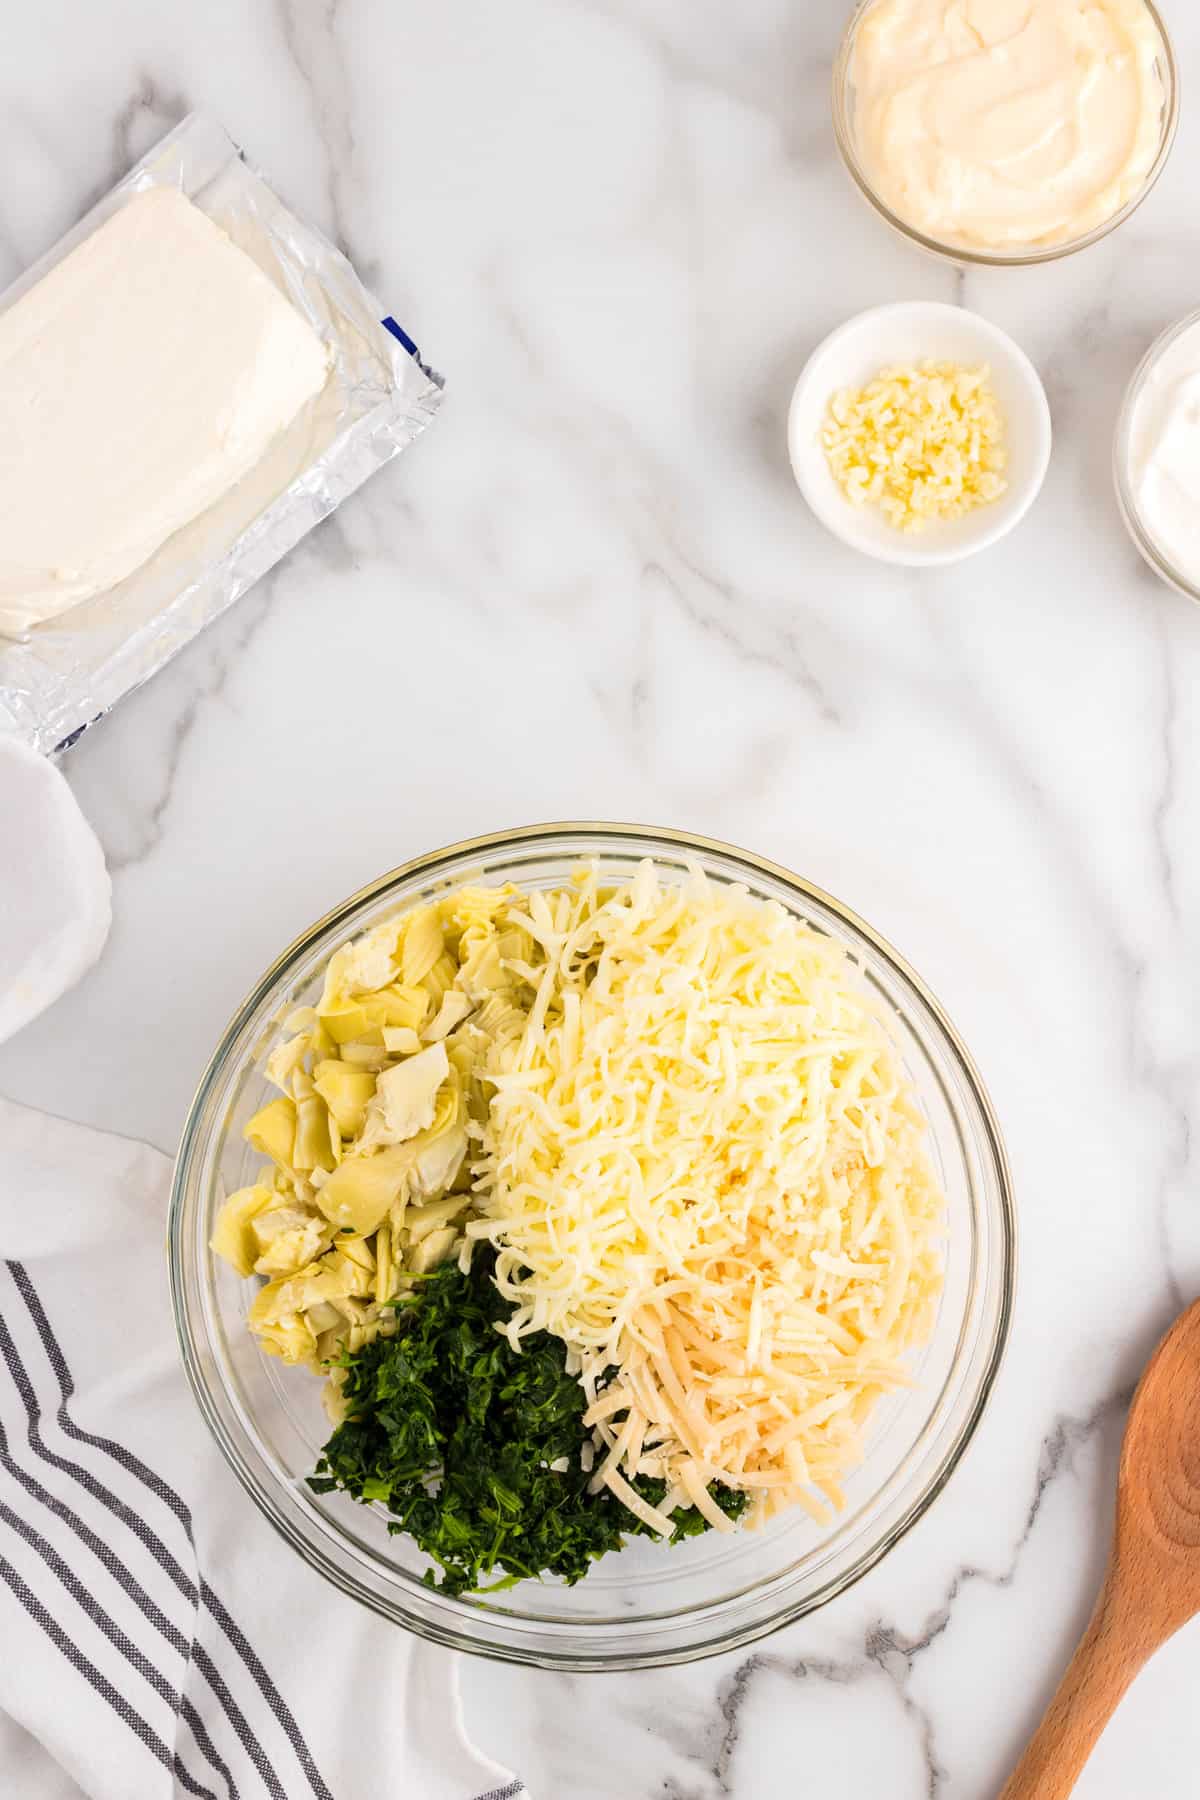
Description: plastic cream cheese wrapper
xmin=0 ymin=112 xmax=444 ymax=758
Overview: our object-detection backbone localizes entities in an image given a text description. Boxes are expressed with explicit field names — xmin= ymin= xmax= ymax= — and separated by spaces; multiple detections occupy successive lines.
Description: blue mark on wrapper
xmin=381 ymin=315 xmax=419 ymax=357
xmin=380 ymin=315 xmax=443 ymax=391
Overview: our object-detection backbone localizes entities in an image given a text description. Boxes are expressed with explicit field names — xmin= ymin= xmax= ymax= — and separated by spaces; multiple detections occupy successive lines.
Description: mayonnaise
xmin=850 ymin=0 xmax=1167 ymax=252
xmin=1127 ymin=318 xmax=1200 ymax=587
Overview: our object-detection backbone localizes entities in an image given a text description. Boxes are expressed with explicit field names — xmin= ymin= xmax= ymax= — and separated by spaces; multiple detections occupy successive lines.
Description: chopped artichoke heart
xmin=422 ymin=989 xmax=474 ymax=1042
xmin=457 ymin=937 xmax=506 ymax=1000
xmin=421 ymin=951 xmax=459 ymax=1005
xmin=406 ymin=1194 xmax=471 ymax=1244
xmin=320 ymin=1247 xmax=376 ymax=1298
xmin=313 ymin=1143 xmax=413 ymax=1236
xmin=250 ymin=1204 xmax=332 ymax=1277
xmin=332 ymin=984 xmax=427 ymax=1038
xmin=246 ymin=1273 xmax=320 ymax=1364
xmin=400 ymin=908 xmax=444 ymax=987
xmin=336 ymin=1042 xmax=390 ymax=1070
xmin=407 ymin=1224 xmax=459 ymax=1274
xmin=375 ymin=1224 xmax=393 ymax=1305
xmin=292 ymin=1094 xmax=335 ymax=1172
xmin=363 ymin=1042 xmax=450 ymax=1147
xmin=409 ymin=1122 xmax=468 ymax=1199
xmin=245 ymin=1096 xmax=297 ymax=1168
xmin=378 ymin=986 xmax=431 ymax=1028
xmin=334 ymin=1233 xmax=376 ymax=1273
xmin=317 ymin=1002 xmax=373 ymax=1045
xmin=306 ymin=1300 xmax=344 ymax=1334
xmin=313 ymin=1061 xmax=377 ymax=1138
xmin=265 ymin=1033 xmax=310 ymax=1091
xmin=339 ymin=926 xmax=402 ymax=996
xmin=210 ymin=1183 xmax=274 ymax=1277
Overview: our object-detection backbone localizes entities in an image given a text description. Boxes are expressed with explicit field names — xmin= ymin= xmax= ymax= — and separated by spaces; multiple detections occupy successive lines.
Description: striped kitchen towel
xmin=0 ymin=1097 xmax=527 ymax=1800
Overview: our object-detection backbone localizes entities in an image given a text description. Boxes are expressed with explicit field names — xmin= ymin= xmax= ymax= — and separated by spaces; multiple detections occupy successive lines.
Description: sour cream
xmin=1126 ymin=318 xmax=1200 ymax=588
xmin=849 ymin=0 xmax=1167 ymax=252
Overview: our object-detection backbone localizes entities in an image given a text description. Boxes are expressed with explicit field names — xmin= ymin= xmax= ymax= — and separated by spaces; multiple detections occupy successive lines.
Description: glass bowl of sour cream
xmin=833 ymin=0 xmax=1179 ymax=268
xmin=1115 ymin=310 xmax=1200 ymax=604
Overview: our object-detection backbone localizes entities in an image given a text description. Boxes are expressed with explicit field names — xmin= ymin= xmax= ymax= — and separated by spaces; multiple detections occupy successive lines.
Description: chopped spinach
xmin=309 ymin=1250 xmax=746 ymax=1595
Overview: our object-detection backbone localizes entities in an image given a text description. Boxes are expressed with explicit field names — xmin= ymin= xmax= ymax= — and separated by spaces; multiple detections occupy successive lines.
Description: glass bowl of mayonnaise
xmin=1115 ymin=310 xmax=1200 ymax=604
xmin=833 ymin=0 xmax=1178 ymax=268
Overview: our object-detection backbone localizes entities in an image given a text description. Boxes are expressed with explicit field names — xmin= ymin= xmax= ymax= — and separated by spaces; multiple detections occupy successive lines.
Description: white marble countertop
xmin=4 ymin=2 xmax=1200 ymax=1795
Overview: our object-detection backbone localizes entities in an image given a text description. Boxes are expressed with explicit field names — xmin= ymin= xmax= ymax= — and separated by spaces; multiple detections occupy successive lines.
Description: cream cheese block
xmin=0 ymin=186 xmax=330 ymax=634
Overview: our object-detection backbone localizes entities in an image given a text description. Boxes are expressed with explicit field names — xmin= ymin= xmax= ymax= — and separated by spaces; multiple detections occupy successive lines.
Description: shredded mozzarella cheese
xmin=470 ymin=862 xmax=944 ymax=1528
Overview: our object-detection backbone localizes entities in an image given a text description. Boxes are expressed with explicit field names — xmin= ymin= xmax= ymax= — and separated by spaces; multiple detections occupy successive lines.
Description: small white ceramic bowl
xmin=788 ymin=301 xmax=1052 ymax=567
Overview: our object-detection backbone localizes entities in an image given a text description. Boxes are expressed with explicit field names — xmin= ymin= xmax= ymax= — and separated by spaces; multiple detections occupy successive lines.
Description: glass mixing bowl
xmin=832 ymin=0 xmax=1179 ymax=269
xmin=170 ymin=824 xmax=1015 ymax=1670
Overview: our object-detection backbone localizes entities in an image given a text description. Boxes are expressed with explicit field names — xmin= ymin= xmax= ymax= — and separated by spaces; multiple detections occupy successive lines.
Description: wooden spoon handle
xmin=999 ymin=1578 xmax=1153 ymax=1800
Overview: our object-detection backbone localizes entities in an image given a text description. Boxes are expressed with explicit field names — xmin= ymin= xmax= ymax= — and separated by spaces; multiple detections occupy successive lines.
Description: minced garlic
xmin=822 ymin=360 xmax=1007 ymax=532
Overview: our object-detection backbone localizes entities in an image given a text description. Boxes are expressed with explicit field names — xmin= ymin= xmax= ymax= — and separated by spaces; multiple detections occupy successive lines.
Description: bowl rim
xmin=1113 ymin=306 xmax=1200 ymax=605
xmin=786 ymin=299 xmax=1053 ymax=567
xmin=169 ymin=821 xmax=1017 ymax=1669
xmin=831 ymin=0 xmax=1180 ymax=270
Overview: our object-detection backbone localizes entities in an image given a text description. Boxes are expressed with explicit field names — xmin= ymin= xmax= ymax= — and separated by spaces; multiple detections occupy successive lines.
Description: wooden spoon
xmin=1000 ymin=1299 xmax=1200 ymax=1799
